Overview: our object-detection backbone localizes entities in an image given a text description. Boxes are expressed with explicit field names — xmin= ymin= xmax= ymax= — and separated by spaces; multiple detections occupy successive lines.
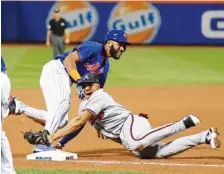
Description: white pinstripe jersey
xmin=79 ymin=89 xmax=131 ymax=138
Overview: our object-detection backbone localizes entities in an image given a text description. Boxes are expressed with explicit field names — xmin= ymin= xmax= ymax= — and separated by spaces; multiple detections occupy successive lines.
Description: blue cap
xmin=104 ymin=29 xmax=129 ymax=44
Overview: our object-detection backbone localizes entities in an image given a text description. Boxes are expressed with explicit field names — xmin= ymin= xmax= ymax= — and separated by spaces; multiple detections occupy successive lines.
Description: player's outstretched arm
xmin=52 ymin=111 xmax=94 ymax=142
xmin=24 ymin=111 xmax=94 ymax=146
xmin=63 ymin=51 xmax=81 ymax=82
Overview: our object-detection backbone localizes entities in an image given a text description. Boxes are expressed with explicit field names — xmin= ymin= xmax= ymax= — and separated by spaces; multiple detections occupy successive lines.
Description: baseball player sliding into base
xmin=1 ymin=56 xmax=16 ymax=174
xmin=10 ymin=29 xmax=129 ymax=151
xmin=24 ymin=74 xmax=221 ymax=158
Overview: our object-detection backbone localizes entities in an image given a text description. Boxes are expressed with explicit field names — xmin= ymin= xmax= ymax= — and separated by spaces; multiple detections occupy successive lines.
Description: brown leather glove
xmin=23 ymin=130 xmax=51 ymax=146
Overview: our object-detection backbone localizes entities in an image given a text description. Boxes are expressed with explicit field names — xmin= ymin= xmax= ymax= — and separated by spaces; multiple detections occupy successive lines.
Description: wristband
xmin=69 ymin=70 xmax=81 ymax=81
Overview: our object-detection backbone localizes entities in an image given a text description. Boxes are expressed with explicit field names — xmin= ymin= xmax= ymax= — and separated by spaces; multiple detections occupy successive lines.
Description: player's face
xmin=82 ymin=83 xmax=100 ymax=97
xmin=109 ymin=41 xmax=126 ymax=60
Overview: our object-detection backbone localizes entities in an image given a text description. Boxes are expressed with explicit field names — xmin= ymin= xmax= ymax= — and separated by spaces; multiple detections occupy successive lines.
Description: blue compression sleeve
xmin=59 ymin=125 xmax=85 ymax=147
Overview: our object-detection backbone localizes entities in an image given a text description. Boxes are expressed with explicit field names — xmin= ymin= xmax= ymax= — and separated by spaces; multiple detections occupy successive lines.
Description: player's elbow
xmin=63 ymin=55 xmax=73 ymax=72
xmin=72 ymin=116 xmax=87 ymax=128
xmin=63 ymin=55 xmax=70 ymax=67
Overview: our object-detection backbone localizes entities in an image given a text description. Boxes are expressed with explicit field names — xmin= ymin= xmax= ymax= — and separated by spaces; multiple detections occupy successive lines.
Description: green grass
xmin=2 ymin=46 xmax=224 ymax=88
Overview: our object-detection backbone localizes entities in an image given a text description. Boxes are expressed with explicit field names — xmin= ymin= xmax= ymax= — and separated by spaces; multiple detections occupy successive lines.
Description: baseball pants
xmin=40 ymin=59 xmax=71 ymax=135
xmin=51 ymin=34 xmax=65 ymax=58
xmin=0 ymin=72 xmax=16 ymax=173
xmin=120 ymin=115 xmax=208 ymax=158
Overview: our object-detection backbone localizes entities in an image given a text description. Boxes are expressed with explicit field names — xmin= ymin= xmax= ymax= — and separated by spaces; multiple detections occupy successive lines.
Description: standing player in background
xmin=1 ymin=56 xmax=16 ymax=174
xmin=12 ymin=29 xmax=129 ymax=152
xmin=24 ymin=74 xmax=221 ymax=159
xmin=46 ymin=8 xmax=70 ymax=58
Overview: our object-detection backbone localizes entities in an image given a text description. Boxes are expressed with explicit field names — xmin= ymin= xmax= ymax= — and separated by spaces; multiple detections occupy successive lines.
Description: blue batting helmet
xmin=104 ymin=29 xmax=129 ymax=44
xmin=78 ymin=73 xmax=99 ymax=86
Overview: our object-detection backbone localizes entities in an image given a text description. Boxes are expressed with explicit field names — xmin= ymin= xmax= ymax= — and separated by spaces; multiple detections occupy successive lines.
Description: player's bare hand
xmin=97 ymin=130 xmax=108 ymax=139
xmin=65 ymin=38 xmax=70 ymax=44
xmin=53 ymin=142 xmax=63 ymax=149
xmin=46 ymin=41 xmax=50 ymax=46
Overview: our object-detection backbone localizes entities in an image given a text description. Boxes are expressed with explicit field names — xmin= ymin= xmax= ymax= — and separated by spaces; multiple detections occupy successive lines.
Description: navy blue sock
xmin=59 ymin=125 xmax=85 ymax=147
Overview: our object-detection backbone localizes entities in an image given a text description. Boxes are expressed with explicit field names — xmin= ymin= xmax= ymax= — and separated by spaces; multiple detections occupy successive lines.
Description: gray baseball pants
xmin=120 ymin=115 xmax=209 ymax=158
xmin=51 ymin=34 xmax=65 ymax=58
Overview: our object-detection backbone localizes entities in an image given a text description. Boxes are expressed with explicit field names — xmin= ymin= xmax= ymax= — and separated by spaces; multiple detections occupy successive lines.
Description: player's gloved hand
xmin=23 ymin=130 xmax=52 ymax=146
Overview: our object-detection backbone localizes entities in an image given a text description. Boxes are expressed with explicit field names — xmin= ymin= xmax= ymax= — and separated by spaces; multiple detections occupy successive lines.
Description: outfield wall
xmin=2 ymin=1 xmax=224 ymax=45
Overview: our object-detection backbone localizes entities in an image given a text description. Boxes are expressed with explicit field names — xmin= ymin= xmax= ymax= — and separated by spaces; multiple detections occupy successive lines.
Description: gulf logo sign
xmin=46 ymin=2 xmax=99 ymax=42
xmin=108 ymin=2 xmax=161 ymax=44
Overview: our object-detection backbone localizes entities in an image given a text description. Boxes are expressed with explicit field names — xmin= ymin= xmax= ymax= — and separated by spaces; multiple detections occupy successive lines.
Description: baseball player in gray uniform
xmin=24 ymin=73 xmax=221 ymax=158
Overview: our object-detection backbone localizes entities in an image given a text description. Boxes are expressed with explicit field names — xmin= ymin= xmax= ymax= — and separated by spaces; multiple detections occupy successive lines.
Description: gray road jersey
xmin=79 ymin=89 xmax=131 ymax=138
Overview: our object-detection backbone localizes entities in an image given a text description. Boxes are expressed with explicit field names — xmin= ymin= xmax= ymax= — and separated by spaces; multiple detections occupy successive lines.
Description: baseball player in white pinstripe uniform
xmin=28 ymin=74 xmax=221 ymax=158
xmin=1 ymin=56 xmax=16 ymax=174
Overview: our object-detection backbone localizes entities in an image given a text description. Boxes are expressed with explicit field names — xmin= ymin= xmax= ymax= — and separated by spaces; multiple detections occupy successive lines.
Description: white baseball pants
xmin=40 ymin=59 xmax=71 ymax=134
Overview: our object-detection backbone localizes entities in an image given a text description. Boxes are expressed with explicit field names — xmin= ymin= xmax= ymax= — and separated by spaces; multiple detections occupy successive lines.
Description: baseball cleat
xmin=206 ymin=127 xmax=221 ymax=149
xmin=8 ymin=97 xmax=26 ymax=115
xmin=33 ymin=144 xmax=57 ymax=153
xmin=182 ymin=115 xmax=200 ymax=129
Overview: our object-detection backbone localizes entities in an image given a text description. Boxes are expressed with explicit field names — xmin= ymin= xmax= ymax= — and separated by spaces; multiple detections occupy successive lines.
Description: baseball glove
xmin=23 ymin=130 xmax=51 ymax=146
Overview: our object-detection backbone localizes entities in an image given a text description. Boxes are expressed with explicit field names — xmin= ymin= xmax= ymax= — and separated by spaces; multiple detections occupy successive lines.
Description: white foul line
xmin=16 ymin=157 xmax=224 ymax=168
xmin=66 ymin=160 xmax=224 ymax=168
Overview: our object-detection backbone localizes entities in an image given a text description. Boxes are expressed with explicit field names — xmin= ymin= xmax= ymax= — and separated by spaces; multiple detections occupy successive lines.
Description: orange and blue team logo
xmin=84 ymin=63 xmax=103 ymax=75
xmin=108 ymin=2 xmax=161 ymax=44
xmin=46 ymin=2 xmax=99 ymax=42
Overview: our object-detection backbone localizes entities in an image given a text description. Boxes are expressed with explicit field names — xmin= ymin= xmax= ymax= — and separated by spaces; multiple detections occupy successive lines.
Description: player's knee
xmin=129 ymin=142 xmax=144 ymax=152
xmin=56 ymin=99 xmax=70 ymax=112
xmin=58 ymin=119 xmax=68 ymax=129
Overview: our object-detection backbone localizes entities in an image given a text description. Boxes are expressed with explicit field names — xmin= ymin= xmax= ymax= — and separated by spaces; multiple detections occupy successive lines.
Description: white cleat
xmin=206 ymin=127 xmax=221 ymax=149
xmin=182 ymin=115 xmax=200 ymax=129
